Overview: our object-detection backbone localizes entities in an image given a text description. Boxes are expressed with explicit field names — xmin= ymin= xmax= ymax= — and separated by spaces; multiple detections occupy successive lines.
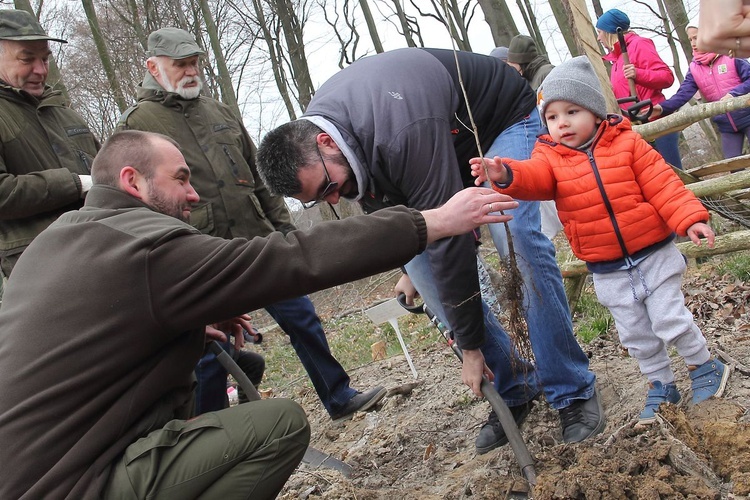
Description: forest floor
xmin=265 ymin=252 xmax=750 ymax=500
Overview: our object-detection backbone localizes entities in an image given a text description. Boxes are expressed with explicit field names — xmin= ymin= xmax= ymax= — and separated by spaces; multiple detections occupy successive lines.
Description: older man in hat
xmin=118 ymin=27 xmax=388 ymax=420
xmin=0 ymin=9 xmax=99 ymax=280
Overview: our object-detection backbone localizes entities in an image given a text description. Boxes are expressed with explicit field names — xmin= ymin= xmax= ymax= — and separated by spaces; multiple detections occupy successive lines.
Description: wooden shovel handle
xmin=617 ymin=28 xmax=638 ymax=99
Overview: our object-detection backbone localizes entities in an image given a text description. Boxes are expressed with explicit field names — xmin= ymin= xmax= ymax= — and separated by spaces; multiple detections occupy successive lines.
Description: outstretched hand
xmin=469 ymin=156 xmax=508 ymax=186
xmin=421 ymin=187 xmax=518 ymax=243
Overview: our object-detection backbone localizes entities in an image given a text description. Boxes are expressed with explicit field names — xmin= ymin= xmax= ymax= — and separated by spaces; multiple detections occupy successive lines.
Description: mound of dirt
xmin=275 ymin=267 xmax=749 ymax=500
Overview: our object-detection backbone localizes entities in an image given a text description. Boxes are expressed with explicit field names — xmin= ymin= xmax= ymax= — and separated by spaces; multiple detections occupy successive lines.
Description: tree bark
xmin=360 ymin=0 xmax=384 ymax=53
xmin=476 ymin=0 xmax=517 ymax=47
xmin=549 ymin=0 xmax=579 ymax=57
xmin=273 ymin=0 xmax=315 ymax=110
xmin=685 ymin=169 xmax=750 ymax=198
xmin=663 ymin=0 xmax=692 ymax=64
xmin=199 ymin=0 xmax=241 ymax=119
xmin=634 ymin=95 xmax=750 ymax=140
xmin=559 ymin=0 xmax=619 ymax=113
xmin=81 ymin=0 xmax=128 ymax=113
xmin=390 ymin=0 xmax=418 ymax=47
xmin=657 ymin=0 xmax=684 ymax=82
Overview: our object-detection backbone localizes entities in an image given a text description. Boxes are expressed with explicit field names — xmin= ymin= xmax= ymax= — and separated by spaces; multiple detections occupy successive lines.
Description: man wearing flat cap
xmin=0 ymin=9 xmax=99 ymax=280
xmin=118 ymin=27 xmax=388 ymax=421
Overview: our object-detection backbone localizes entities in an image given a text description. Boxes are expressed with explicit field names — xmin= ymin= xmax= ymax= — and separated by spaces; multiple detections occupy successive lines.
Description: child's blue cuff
xmin=493 ymin=164 xmax=514 ymax=189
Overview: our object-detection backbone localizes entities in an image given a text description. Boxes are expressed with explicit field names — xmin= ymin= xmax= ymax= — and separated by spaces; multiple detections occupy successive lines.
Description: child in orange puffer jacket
xmin=471 ymin=56 xmax=729 ymax=425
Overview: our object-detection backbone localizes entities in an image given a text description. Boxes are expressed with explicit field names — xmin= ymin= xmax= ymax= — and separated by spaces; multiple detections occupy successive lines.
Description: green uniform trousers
xmin=104 ymin=398 xmax=309 ymax=499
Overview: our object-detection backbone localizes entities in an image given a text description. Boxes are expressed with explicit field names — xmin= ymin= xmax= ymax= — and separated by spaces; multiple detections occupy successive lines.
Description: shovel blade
xmin=301 ymin=446 xmax=353 ymax=477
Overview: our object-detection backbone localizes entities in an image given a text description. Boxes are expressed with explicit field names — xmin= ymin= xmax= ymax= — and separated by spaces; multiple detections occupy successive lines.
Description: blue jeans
xmin=653 ymin=131 xmax=682 ymax=169
xmin=195 ymin=295 xmax=356 ymax=416
xmin=482 ymin=107 xmax=596 ymax=409
xmin=405 ymin=255 xmax=538 ymax=406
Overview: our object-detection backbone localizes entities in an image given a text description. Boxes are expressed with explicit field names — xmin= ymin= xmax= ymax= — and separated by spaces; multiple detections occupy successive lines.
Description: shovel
xmin=616 ymin=27 xmax=653 ymax=123
xmin=209 ymin=341 xmax=353 ymax=477
xmin=395 ymin=295 xmax=537 ymax=487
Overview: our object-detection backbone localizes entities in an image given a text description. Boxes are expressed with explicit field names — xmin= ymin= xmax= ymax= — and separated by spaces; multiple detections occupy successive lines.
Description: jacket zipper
xmin=77 ymin=150 xmax=92 ymax=173
xmin=709 ymin=60 xmax=739 ymax=132
xmin=222 ymin=145 xmax=249 ymax=185
xmin=587 ymin=150 xmax=634 ymax=266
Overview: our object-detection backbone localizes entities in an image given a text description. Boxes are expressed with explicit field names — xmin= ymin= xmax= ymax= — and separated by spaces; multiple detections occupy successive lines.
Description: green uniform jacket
xmin=117 ymin=74 xmax=294 ymax=239
xmin=0 ymin=185 xmax=426 ymax=498
xmin=0 ymin=82 xmax=99 ymax=274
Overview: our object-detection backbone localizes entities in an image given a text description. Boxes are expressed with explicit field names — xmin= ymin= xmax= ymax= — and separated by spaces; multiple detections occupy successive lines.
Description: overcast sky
xmin=240 ymin=0 xmax=701 ymax=139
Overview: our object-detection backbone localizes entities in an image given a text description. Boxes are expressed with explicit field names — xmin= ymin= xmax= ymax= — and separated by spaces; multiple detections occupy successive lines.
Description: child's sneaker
xmin=638 ymin=381 xmax=681 ymax=425
xmin=689 ymin=358 xmax=730 ymax=404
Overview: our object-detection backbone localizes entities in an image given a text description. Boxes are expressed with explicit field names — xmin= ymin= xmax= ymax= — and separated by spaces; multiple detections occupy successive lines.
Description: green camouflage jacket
xmin=118 ymin=74 xmax=294 ymax=240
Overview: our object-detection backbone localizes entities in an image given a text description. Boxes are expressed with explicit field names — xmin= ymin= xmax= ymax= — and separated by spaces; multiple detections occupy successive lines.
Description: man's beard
xmin=147 ymin=181 xmax=190 ymax=222
xmin=163 ymin=75 xmax=203 ymax=100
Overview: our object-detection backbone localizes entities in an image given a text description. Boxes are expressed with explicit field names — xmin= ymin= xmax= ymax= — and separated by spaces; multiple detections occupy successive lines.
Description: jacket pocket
xmin=219 ymin=143 xmax=253 ymax=188
xmin=123 ymin=412 xmax=224 ymax=465
xmin=190 ymin=201 xmax=215 ymax=234
xmin=248 ymin=194 xmax=269 ymax=222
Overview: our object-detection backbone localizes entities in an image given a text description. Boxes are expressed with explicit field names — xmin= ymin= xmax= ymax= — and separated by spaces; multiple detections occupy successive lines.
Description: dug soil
xmin=272 ymin=260 xmax=749 ymax=499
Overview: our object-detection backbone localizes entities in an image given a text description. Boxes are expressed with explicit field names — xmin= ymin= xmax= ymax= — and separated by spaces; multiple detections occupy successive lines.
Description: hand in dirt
xmin=394 ymin=274 xmax=418 ymax=305
xmin=469 ymin=156 xmax=509 ymax=186
xmin=687 ymin=222 xmax=716 ymax=248
xmin=461 ymin=348 xmax=494 ymax=398
xmin=421 ymin=188 xmax=517 ymax=243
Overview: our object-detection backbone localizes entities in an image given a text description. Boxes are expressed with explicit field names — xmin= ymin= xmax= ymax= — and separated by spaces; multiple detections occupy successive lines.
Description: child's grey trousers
xmin=593 ymin=243 xmax=710 ymax=384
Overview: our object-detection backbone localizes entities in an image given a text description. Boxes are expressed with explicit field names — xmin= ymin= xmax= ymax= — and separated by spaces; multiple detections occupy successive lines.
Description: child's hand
xmin=687 ymin=222 xmax=716 ymax=248
xmin=469 ymin=156 xmax=509 ymax=186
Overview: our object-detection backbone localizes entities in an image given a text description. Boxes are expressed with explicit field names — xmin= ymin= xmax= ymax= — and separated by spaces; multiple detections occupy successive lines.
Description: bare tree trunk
xmin=476 ymin=0 xmax=517 ymax=47
xmin=199 ymin=0 xmax=241 ymax=119
xmin=360 ymin=0 xmax=384 ymax=53
xmin=226 ymin=0 xmax=297 ymax=119
xmin=656 ymin=0 xmax=684 ymax=81
xmin=410 ymin=0 xmax=471 ymax=51
xmin=171 ymin=0 xmax=190 ymax=29
xmin=549 ymin=0 xmax=579 ymax=56
xmin=126 ymin=0 xmax=149 ymax=50
xmin=514 ymin=0 xmax=534 ymax=41
xmin=273 ymin=0 xmax=315 ymax=110
xmin=560 ymin=0 xmax=619 ymax=113
xmin=521 ymin=0 xmax=545 ymax=54
xmin=663 ymin=0 xmax=692 ymax=64
xmin=390 ymin=0 xmax=418 ymax=47
xmin=320 ymin=0 xmax=364 ymax=68
xmin=81 ymin=0 xmax=128 ymax=113
xmin=442 ymin=0 xmax=472 ymax=51
xmin=14 ymin=0 xmax=69 ymax=101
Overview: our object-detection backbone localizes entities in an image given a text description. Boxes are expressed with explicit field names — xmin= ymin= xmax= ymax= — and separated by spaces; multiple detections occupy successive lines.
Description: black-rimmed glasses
xmin=302 ymin=147 xmax=339 ymax=209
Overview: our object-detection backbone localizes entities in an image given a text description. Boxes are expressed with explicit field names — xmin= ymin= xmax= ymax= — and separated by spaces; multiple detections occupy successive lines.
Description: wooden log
xmin=560 ymin=230 xmax=750 ymax=276
xmin=634 ymin=95 xmax=750 ymax=141
xmin=686 ymin=170 xmax=750 ymax=198
xmin=682 ymin=154 xmax=750 ymax=180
